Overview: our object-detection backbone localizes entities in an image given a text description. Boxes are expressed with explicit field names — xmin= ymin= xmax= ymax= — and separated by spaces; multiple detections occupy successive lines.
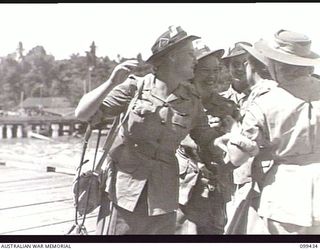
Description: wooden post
xmin=51 ymin=124 xmax=59 ymax=138
xmin=0 ymin=125 xmax=4 ymax=139
xmin=35 ymin=125 xmax=41 ymax=134
xmin=6 ymin=125 xmax=13 ymax=139
xmin=26 ymin=125 xmax=32 ymax=138
xmin=16 ymin=125 xmax=23 ymax=138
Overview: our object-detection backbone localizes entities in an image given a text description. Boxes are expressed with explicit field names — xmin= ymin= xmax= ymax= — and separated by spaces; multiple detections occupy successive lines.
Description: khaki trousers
xmin=96 ymin=186 xmax=176 ymax=235
xmin=266 ymin=218 xmax=320 ymax=235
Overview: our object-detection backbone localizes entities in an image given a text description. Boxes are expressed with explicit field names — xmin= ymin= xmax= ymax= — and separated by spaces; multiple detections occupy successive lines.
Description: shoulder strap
xmin=94 ymin=76 xmax=145 ymax=172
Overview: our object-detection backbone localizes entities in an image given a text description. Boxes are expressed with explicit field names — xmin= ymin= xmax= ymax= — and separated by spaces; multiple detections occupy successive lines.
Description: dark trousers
xmin=96 ymin=186 xmax=176 ymax=235
xmin=175 ymin=182 xmax=227 ymax=235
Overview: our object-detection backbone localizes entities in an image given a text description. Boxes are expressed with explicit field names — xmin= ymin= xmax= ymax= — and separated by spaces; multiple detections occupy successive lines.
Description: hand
xmin=109 ymin=59 xmax=140 ymax=86
xmin=213 ymin=133 xmax=231 ymax=152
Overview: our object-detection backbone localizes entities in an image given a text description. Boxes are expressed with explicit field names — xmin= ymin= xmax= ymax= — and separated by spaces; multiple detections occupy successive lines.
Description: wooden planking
xmin=0 ymin=200 xmax=99 ymax=230
xmin=0 ymin=165 xmax=49 ymax=182
xmin=1 ymin=215 xmax=98 ymax=235
xmin=0 ymin=163 xmax=99 ymax=235
xmin=0 ymin=197 xmax=98 ymax=235
xmin=1 ymin=198 xmax=74 ymax=219
xmin=0 ymin=182 xmax=74 ymax=209
xmin=0 ymin=208 xmax=98 ymax=235
xmin=0 ymin=175 xmax=73 ymax=192
xmin=0 ymin=168 xmax=75 ymax=210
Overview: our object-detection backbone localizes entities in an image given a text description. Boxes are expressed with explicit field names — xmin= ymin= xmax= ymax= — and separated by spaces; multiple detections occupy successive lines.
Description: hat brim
xmin=239 ymin=43 xmax=269 ymax=66
xmin=146 ymin=35 xmax=200 ymax=64
xmin=197 ymin=49 xmax=225 ymax=61
xmin=221 ymin=50 xmax=247 ymax=63
xmin=255 ymin=39 xmax=320 ymax=66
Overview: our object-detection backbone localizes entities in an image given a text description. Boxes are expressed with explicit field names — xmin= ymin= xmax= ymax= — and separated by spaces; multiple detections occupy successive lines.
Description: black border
xmin=1 ymin=1 xmax=320 ymax=244
xmin=1 ymin=235 xmax=320 ymax=243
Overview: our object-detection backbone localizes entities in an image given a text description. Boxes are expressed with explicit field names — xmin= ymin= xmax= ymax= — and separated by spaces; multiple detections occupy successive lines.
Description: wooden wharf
xmin=0 ymin=115 xmax=115 ymax=235
xmin=0 ymin=153 xmax=99 ymax=235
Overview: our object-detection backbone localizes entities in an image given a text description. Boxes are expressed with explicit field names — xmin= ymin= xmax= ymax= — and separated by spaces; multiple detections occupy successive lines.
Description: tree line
xmin=0 ymin=42 xmax=232 ymax=110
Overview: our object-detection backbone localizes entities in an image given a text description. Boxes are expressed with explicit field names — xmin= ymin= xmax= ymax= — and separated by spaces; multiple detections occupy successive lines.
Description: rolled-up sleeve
xmin=224 ymin=102 xmax=266 ymax=166
xmin=99 ymin=77 xmax=137 ymax=117
xmin=240 ymin=102 xmax=266 ymax=148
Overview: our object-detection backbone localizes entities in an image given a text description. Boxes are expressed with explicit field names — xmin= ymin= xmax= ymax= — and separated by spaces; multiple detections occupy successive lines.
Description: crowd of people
xmin=74 ymin=25 xmax=320 ymax=235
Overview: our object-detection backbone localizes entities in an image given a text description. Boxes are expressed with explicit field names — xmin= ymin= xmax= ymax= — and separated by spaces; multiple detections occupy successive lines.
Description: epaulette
xmin=251 ymin=80 xmax=278 ymax=98
xmin=244 ymin=80 xmax=278 ymax=108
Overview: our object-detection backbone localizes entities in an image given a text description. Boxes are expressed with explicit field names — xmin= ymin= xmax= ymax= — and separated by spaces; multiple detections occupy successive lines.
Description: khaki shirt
xmin=220 ymin=85 xmax=249 ymax=116
xmin=220 ymin=86 xmax=252 ymax=185
xmin=100 ymin=74 xmax=216 ymax=216
xmin=236 ymin=78 xmax=320 ymax=226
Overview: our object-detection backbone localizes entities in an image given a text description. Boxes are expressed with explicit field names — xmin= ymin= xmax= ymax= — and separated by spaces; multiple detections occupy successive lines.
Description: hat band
xmin=272 ymin=38 xmax=311 ymax=57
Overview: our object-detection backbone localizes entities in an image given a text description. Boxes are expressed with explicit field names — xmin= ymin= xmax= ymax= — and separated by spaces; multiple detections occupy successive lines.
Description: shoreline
xmin=0 ymin=134 xmax=105 ymax=175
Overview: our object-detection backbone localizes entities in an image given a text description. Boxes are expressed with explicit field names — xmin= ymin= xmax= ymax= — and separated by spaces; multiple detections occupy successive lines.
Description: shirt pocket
xmin=127 ymin=100 xmax=156 ymax=136
xmin=132 ymin=99 xmax=156 ymax=116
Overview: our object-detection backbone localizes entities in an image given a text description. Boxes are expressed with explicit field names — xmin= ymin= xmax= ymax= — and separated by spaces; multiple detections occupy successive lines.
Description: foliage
xmin=0 ymin=42 xmax=118 ymax=110
xmin=0 ymin=42 xmax=233 ymax=110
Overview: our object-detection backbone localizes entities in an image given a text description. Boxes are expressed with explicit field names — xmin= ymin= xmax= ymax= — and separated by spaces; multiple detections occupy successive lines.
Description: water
xmin=0 ymin=133 xmax=105 ymax=173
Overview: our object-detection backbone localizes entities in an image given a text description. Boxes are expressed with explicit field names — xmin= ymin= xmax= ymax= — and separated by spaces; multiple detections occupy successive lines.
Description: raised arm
xmin=75 ymin=60 xmax=140 ymax=121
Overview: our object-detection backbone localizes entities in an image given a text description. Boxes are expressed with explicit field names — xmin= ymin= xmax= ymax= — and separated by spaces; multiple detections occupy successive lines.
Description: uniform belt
xmin=124 ymin=137 xmax=176 ymax=164
xmin=275 ymin=152 xmax=320 ymax=165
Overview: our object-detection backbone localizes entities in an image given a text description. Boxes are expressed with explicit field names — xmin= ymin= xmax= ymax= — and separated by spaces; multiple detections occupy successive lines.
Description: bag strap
xmin=67 ymin=123 xmax=92 ymax=235
xmin=94 ymin=76 xmax=145 ymax=172
xmin=67 ymin=76 xmax=145 ymax=235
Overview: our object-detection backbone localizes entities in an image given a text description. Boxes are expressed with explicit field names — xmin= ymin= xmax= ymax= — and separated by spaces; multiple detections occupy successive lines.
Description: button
xmin=134 ymin=144 xmax=138 ymax=147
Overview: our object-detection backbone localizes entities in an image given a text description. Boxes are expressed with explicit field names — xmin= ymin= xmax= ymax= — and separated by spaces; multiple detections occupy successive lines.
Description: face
xmin=193 ymin=55 xmax=221 ymax=99
xmin=272 ymin=60 xmax=312 ymax=84
xmin=170 ymin=41 xmax=197 ymax=82
xmin=228 ymin=53 xmax=249 ymax=92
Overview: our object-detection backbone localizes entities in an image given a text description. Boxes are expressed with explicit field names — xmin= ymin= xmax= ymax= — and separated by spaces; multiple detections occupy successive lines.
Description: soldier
xmin=221 ymin=41 xmax=252 ymax=114
xmin=175 ymin=40 xmax=237 ymax=234
xmin=214 ymin=43 xmax=253 ymax=216
xmin=223 ymin=29 xmax=320 ymax=234
xmin=75 ymin=25 xmax=220 ymax=235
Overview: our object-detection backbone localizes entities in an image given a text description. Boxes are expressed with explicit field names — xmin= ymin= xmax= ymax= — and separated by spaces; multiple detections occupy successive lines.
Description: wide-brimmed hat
xmin=146 ymin=25 xmax=200 ymax=64
xmin=253 ymin=29 xmax=320 ymax=66
xmin=193 ymin=39 xmax=225 ymax=61
xmin=239 ymin=43 xmax=269 ymax=66
xmin=222 ymin=41 xmax=252 ymax=63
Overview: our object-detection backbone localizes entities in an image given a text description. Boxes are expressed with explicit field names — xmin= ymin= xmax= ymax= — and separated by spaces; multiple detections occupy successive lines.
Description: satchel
xmin=72 ymin=170 xmax=102 ymax=216
xmin=72 ymin=75 xmax=145 ymax=216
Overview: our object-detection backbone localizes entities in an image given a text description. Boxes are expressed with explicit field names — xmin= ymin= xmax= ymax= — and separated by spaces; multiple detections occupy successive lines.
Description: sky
xmin=1 ymin=3 xmax=320 ymax=64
